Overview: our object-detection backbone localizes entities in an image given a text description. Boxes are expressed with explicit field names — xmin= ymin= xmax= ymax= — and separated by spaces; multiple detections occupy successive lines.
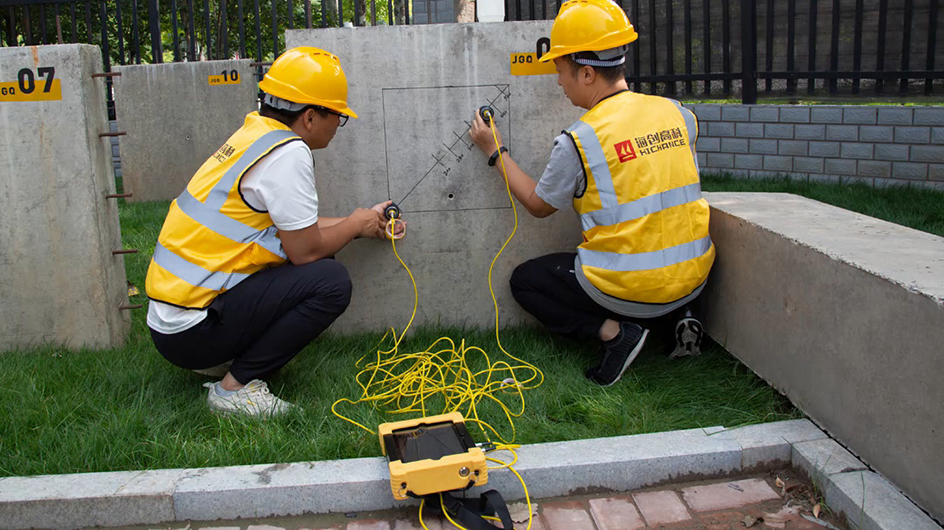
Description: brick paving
xmin=128 ymin=471 xmax=847 ymax=530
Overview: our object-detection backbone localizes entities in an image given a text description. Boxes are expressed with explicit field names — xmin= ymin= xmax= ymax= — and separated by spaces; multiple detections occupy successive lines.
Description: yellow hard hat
xmin=259 ymin=46 xmax=358 ymax=119
xmin=538 ymin=0 xmax=638 ymax=63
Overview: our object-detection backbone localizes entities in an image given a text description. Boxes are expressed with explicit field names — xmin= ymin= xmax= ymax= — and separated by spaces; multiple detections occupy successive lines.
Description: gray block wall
xmin=689 ymin=104 xmax=944 ymax=190
xmin=285 ymin=21 xmax=586 ymax=333
xmin=0 ymin=44 xmax=130 ymax=351
xmin=700 ymin=192 xmax=944 ymax=523
xmin=113 ymin=59 xmax=258 ymax=202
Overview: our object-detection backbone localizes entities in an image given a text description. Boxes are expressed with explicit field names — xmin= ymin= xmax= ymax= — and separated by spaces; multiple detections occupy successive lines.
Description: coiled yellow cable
xmin=331 ymin=118 xmax=538 ymax=530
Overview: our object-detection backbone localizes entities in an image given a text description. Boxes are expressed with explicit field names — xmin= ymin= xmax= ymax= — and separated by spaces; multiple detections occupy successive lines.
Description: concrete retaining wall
xmin=113 ymin=59 xmax=258 ymax=202
xmin=700 ymin=192 xmax=944 ymax=523
xmin=285 ymin=21 xmax=586 ymax=333
xmin=0 ymin=44 xmax=130 ymax=351
xmin=689 ymin=104 xmax=944 ymax=190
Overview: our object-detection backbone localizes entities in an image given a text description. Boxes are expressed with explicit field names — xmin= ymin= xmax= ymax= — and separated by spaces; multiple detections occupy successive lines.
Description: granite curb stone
xmin=1 ymin=420 xmax=939 ymax=530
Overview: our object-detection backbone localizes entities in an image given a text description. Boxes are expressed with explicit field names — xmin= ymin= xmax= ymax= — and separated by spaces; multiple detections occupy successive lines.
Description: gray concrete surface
xmin=284 ymin=22 xmax=584 ymax=332
xmin=3 ymin=419 xmax=937 ymax=529
xmin=700 ymin=192 xmax=944 ymax=523
xmin=0 ymin=419 xmax=840 ymax=530
xmin=0 ymin=44 xmax=130 ymax=351
xmin=113 ymin=59 xmax=258 ymax=202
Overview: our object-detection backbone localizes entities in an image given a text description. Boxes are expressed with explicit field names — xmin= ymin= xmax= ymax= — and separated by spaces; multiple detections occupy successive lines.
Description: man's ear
xmin=580 ymin=65 xmax=596 ymax=85
xmin=299 ymin=107 xmax=318 ymax=133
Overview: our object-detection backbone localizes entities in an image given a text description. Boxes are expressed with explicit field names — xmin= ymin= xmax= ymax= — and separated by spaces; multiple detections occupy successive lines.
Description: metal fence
xmin=1 ymin=0 xmax=942 ymax=105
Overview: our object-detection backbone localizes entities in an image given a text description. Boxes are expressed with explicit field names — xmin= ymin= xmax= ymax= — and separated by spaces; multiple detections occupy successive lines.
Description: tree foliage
xmin=1 ymin=0 xmax=402 ymax=67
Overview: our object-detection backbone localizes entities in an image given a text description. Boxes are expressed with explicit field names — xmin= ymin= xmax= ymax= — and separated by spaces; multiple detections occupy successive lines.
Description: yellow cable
xmin=330 ymin=118 xmax=544 ymax=443
xmin=330 ymin=116 xmax=538 ymax=530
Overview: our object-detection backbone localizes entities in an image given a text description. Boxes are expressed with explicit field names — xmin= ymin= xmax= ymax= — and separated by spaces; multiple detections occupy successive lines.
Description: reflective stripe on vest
xmin=567 ymin=91 xmax=714 ymax=304
xmin=148 ymin=121 xmax=300 ymax=308
xmin=571 ymin=112 xmax=712 ymax=265
xmin=580 ymin=182 xmax=703 ymax=231
xmin=670 ymin=99 xmax=698 ymax=163
xmin=566 ymin=120 xmax=619 ymax=210
xmin=152 ymin=241 xmax=251 ymax=291
xmin=578 ymin=236 xmax=712 ymax=272
xmin=172 ymin=129 xmax=297 ymax=260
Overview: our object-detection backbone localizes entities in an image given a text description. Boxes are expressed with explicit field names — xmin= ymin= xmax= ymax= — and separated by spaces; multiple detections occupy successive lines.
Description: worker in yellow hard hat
xmin=470 ymin=0 xmax=714 ymax=386
xmin=145 ymin=47 xmax=404 ymax=416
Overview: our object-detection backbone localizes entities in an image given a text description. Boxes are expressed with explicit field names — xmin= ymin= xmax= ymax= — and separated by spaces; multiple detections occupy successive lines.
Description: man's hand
xmin=369 ymin=200 xmax=407 ymax=239
xmin=470 ymin=112 xmax=504 ymax=157
xmin=350 ymin=207 xmax=386 ymax=240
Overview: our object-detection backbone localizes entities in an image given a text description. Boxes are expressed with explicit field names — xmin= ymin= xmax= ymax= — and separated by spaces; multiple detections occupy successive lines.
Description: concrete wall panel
xmin=113 ymin=59 xmax=257 ymax=202
xmin=0 ymin=44 xmax=129 ymax=350
xmin=700 ymin=192 xmax=944 ymax=522
xmin=285 ymin=22 xmax=585 ymax=332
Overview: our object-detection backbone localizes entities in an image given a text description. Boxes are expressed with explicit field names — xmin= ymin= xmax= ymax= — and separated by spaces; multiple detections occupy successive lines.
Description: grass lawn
xmin=702 ymin=174 xmax=944 ymax=237
xmin=2 ymin=177 xmax=940 ymax=478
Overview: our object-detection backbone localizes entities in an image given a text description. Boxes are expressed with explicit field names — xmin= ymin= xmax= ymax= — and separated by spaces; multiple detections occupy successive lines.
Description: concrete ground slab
xmin=631 ymin=490 xmax=691 ymax=526
xmin=680 ymin=478 xmax=780 ymax=512
xmin=0 ymin=468 xmax=185 ymax=529
xmin=587 ymin=496 xmax=645 ymax=530
xmin=701 ymin=192 xmax=944 ymax=521
xmin=541 ymin=500 xmax=595 ymax=530
xmin=708 ymin=419 xmax=828 ymax=469
xmin=792 ymin=438 xmax=868 ymax=485
xmin=824 ymin=471 xmax=941 ymax=530
xmin=172 ymin=458 xmax=395 ymax=521
xmin=0 ymin=420 xmax=938 ymax=530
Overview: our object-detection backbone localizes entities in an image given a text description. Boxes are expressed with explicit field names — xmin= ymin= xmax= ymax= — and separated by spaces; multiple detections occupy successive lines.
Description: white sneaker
xmin=203 ymin=379 xmax=295 ymax=417
xmin=192 ymin=360 xmax=233 ymax=378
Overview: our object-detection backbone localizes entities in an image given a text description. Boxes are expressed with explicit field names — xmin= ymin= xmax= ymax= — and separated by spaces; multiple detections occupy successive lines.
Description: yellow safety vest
xmin=145 ymin=112 xmax=303 ymax=309
xmin=566 ymin=91 xmax=715 ymax=304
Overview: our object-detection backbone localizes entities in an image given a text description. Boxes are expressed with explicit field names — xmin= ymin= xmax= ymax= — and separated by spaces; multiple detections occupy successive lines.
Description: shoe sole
xmin=670 ymin=318 xmax=703 ymax=359
xmin=601 ymin=328 xmax=649 ymax=387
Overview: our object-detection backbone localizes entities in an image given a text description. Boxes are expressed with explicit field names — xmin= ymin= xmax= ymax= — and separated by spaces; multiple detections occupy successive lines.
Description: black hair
xmin=259 ymin=102 xmax=330 ymax=126
xmin=564 ymin=52 xmax=627 ymax=84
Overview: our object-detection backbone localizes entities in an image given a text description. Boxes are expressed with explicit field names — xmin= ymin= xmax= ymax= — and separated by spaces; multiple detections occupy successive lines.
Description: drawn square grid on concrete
xmin=382 ymin=84 xmax=513 ymax=214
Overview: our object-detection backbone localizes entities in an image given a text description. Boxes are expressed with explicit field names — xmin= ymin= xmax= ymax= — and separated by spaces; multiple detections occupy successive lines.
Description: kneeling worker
xmin=470 ymin=0 xmax=714 ymax=386
xmin=145 ymin=47 xmax=403 ymax=415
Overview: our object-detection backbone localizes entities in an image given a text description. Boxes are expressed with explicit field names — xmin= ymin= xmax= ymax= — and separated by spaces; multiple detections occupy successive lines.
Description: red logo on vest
xmin=614 ymin=139 xmax=637 ymax=163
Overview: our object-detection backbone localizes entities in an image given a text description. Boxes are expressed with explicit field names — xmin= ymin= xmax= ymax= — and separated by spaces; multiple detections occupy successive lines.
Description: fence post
xmin=740 ymin=0 xmax=757 ymax=104
xmin=148 ymin=0 xmax=163 ymax=63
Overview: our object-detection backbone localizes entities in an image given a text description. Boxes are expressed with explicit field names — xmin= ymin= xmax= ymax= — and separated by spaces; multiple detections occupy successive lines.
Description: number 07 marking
xmin=0 ymin=66 xmax=62 ymax=102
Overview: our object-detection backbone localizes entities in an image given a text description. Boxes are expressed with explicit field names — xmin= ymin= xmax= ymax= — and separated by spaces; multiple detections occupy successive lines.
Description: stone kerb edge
xmin=1 ymin=419 xmax=937 ymax=529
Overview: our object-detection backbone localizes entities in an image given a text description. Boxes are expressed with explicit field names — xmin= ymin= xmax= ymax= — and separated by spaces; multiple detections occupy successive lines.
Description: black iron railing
xmin=1 ymin=0 xmax=941 ymax=104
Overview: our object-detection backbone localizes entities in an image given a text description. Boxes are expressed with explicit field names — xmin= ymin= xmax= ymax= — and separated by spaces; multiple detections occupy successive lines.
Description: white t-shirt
xmin=147 ymin=141 xmax=319 ymax=334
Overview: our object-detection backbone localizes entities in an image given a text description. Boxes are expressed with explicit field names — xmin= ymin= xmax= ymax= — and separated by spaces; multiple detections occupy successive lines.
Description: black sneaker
xmin=586 ymin=322 xmax=649 ymax=387
xmin=669 ymin=317 xmax=704 ymax=358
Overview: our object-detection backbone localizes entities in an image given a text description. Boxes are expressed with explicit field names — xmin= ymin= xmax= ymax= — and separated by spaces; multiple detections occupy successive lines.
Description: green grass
xmin=702 ymin=174 xmax=944 ymax=238
xmin=9 ymin=176 xmax=942 ymax=478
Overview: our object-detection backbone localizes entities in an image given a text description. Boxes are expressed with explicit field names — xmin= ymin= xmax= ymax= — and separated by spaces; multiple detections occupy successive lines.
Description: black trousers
xmin=509 ymin=253 xmax=684 ymax=342
xmin=151 ymin=259 xmax=352 ymax=384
